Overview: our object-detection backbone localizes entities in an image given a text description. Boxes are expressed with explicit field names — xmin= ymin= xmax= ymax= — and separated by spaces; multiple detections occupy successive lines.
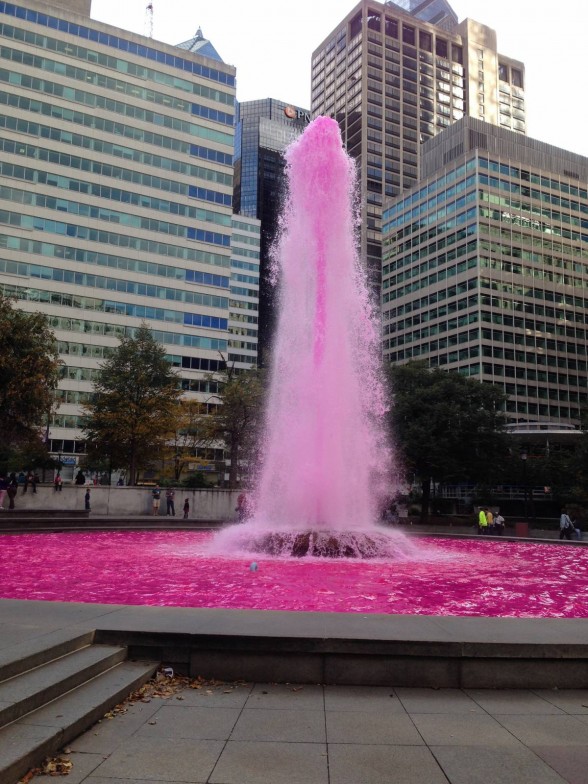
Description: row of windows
xmin=0 ymin=281 xmax=228 ymax=330
xmin=51 ymin=414 xmax=86 ymax=429
xmin=0 ymin=5 xmax=236 ymax=85
xmin=480 ymin=309 xmax=588 ymax=346
xmin=480 ymin=197 xmax=587 ymax=239
xmin=385 ymin=231 xmax=477 ymax=283
xmin=480 ymin=363 xmax=587 ymax=391
xmin=479 ymin=157 xmax=587 ymax=200
xmin=230 ymin=259 xmax=259 ymax=273
xmin=0 ymin=23 xmax=235 ymax=104
xmin=228 ymin=353 xmax=257 ymax=366
xmin=0 ymin=69 xmax=233 ymax=147
xmin=232 ymin=232 xmax=260 ymax=247
xmin=1 ymin=183 xmax=230 ymax=234
xmin=0 ymin=234 xmax=229 ymax=282
xmin=0 ymin=42 xmax=234 ymax=126
xmin=231 ymin=272 xmax=259 ymax=286
xmin=232 ymin=220 xmax=261 ymax=235
xmin=479 ymin=175 xmax=588 ymax=223
xmin=0 ymin=93 xmax=233 ymax=182
xmin=0 ymin=208 xmax=231 ymax=253
xmin=0 ymin=162 xmax=232 ymax=218
xmin=479 ymin=254 xmax=588 ymax=288
xmin=479 ymin=291 xmax=588 ymax=331
xmin=390 ymin=289 xmax=478 ymax=334
xmin=383 ymin=157 xmax=477 ymax=226
xmin=58 ymin=340 xmax=111 ymax=359
xmin=0 ymin=259 xmax=229 ymax=306
xmin=230 ymin=286 xmax=258 ymax=298
xmin=48 ymin=314 xmax=227 ymax=351
xmin=0 ymin=106 xmax=232 ymax=187
xmin=481 ymin=341 xmax=588 ymax=367
xmin=479 ymin=224 xmax=588 ymax=261
xmin=383 ymin=249 xmax=478 ymax=304
xmin=55 ymin=389 xmax=92 ymax=406
xmin=47 ymin=439 xmax=86 ymax=454
xmin=232 ymin=246 xmax=260 ymax=260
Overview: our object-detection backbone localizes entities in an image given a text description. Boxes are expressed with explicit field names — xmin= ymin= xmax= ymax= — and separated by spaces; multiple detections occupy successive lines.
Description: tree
xmin=0 ymin=294 xmax=60 ymax=469
xmin=388 ymin=361 xmax=508 ymax=520
xmin=83 ymin=324 xmax=181 ymax=485
xmin=197 ymin=362 xmax=265 ymax=488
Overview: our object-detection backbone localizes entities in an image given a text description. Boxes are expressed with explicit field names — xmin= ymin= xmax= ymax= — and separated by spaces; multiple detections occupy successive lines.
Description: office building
xmin=311 ymin=0 xmax=525 ymax=288
xmin=228 ymin=215 xmax=260 ymax=370
xmin=382 ymin=117 xmax=588 ymax=426
xmin=233 ymin=98 xmax=309 ymax=362
xmin=0 ymin=0 xmax=239 ymax=476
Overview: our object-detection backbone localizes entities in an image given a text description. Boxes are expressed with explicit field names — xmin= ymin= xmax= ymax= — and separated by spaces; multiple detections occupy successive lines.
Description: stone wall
xmin=5 ymin=486 xmax=241 ymax=520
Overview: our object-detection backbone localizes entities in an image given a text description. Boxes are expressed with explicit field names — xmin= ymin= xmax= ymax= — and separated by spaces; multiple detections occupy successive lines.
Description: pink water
xmin=1 ymin=531 xmax=587 ymax=618
xmin=243 ymin=117 xmax=393 ymax=534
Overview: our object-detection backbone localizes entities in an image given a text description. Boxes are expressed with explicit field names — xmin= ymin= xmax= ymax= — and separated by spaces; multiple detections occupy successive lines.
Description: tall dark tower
xmin=233 ymin=99 xmax=310 ymax=364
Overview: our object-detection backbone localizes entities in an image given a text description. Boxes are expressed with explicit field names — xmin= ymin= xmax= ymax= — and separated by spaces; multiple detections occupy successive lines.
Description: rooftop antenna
xmin=145 ymin=1 xmax=153 ymax=38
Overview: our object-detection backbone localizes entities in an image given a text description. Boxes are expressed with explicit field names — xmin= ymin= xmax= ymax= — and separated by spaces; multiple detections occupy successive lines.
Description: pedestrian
xmin=84 ymin=488 xmax=91 ymax=511
xmin=494 ymin=512 xmax=505 ymax=535
xmin=23 ymin=470 xmax=34 ymax=494
xmin=0 ymin=473 xmax=8 ymax=510
xmin=54 ymin=473 xmax=63 ymax=492
xmin=75 ymin=470 xmax=86 ymax=486
xmin=32 ymin=472 xmax=39 ymax=493
xmin=486 ymin=508 xmax=494 ymax=532
xmin=151 ymin=485 xmax=161 ymax=516
xmin=165 ymin=487 xmax=176 ymax=516
xmin=7 ymin=472 xmax=18 ymax=509
xmin=183 ymin=498 xmax=190 ymax=519
xmin=478 ymin=506 xmax=488 ymax=535
xmin=117 ymin=476 xmax=124 ymax=486
xmin=559 ymin=508 xmax=574 ymax=541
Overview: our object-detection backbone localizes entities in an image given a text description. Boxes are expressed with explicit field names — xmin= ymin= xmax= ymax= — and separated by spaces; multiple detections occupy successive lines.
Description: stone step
xmin=0 ymin=644 xmax=127 ymax=728
xmin=0 ymin=510 xmax=90 ymax=518
xmin=0 ymin=630 xmax=94 ymax=683
xmin=0 ymin=659 xmax=158 ymax=784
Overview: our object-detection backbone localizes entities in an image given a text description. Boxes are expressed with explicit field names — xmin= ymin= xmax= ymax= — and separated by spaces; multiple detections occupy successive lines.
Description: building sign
xmin=284 ymin=106 xmax=311 ymax=123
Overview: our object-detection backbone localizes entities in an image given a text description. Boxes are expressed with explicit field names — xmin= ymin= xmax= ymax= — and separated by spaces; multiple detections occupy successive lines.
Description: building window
xmin=419 ymin=31 xmax=432 ymax=52
xmin=498 ymin=62 xmax=509 ymax=82
xmin=512 ymin=68 xmax=524 ymax=88
xmin=350 ymin=12 xmax=362 ymax=38
xmin=402 ymin=24 xmax=415 ymax=46
xmin=452 ymin=45 xmax=463 ymax=64
xmin=367 ymin=10 xmax=381 ymax=31
xmin=385 ymin=16 xmax=398 ymax=38
xmin=435 ymin=38 xmax=448 ymax=58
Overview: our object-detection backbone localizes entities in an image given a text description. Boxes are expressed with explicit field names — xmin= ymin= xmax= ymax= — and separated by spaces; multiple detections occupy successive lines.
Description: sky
xmin=90 ymin=0 xmax=588 ymax=158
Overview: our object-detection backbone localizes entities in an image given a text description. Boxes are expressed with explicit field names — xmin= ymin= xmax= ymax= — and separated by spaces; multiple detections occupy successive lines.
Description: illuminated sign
xmin=284 ymin=106 xmax=311 ymax=123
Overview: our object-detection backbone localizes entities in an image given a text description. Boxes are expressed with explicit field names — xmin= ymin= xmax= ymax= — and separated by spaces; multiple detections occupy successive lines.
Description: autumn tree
xmin=198 ymin=363 xmax=265 ymax=488
xmin=388 ymin=361 xmax=508 ymax=520
xmin=0 ymin=294 xmax=60 ymax=469
xmin=83 ymin=324 xmax=181 ymax=484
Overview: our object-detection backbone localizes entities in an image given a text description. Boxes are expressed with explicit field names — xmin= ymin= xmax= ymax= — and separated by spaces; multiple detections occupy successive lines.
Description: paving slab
xmin=31 ymin=753 xmax=105 ymax=784
xmin=430 ymin=745 xmax=569 ymax=784
xmin=323 ymin=685 xmax=406 ymax=712
xmin=327 ymin=744 xmax=448 ymax=784
xmin=326 ymin=711 xmax=423 ymax=745
xmin=231 ymin=707 xmax=326 ymax=742
xmin=493 ymin=714 xmax=588 ymax=745
xmin=68 ymin=701 xmax=161 ymax=754
xmin=209 ymin=740 xmax=329 ymax=784
xmin=530 ymin=744 xmax=588 ymax=784
xmin=166 ymin=682 xmax=252 ymax=708
xmin=410 ymin=712 xmax=522 ymax=746
xmin=135 ymin=705 xmax=240 ymax=740
xmin=532 ymin=689 xmax=588 ymax=714
xmin=245 ymin=682 xmax=324 ymax=710
xmin=89 ymin=736 xmax=224 ymax=782
xmin=465 ymin=688 xmax=566 ymax=715
xmin=396 ymin=687 xmax=483 ymax=714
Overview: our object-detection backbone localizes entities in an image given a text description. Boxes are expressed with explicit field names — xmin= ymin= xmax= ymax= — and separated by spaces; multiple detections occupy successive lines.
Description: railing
xmin=435 ymin=485 xmax=552 ymax=501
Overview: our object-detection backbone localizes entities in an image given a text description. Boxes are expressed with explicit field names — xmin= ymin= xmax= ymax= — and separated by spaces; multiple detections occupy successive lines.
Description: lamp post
xmin=520 ymin=448 xmax=528 ymax=524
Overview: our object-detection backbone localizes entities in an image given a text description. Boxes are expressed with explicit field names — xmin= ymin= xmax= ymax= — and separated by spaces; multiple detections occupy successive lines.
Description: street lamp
xmin=520 ymin=448 xmax=528 ymax=524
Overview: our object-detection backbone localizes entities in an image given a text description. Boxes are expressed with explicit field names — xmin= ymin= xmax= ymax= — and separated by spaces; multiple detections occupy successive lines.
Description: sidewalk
xmin=31 ymin=678 xmax=588 ymax=784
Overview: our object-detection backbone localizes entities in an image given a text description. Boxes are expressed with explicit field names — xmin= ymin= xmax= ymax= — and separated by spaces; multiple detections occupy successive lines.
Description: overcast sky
xmin=90 ymin=0 xmax=588 ymax=157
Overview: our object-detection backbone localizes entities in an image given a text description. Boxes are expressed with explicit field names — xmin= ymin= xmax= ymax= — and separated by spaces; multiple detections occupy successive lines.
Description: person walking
xmin=165 ymin=487 xmax=176 ymax=516
xmin=494 ymin=512 xmax=505 ymax=535
xmin=0 ymin=473 xmax=8 ymax=510
xmin=183 ymin=498 xmax=190 ymax=519
xmin=84 ymin=488 xmax=91 ymax=511
xmin=478 ymin=507 xmax=488 ymax=535
xmin=23 ymin=470 xmax=34 ymax=494
xmin=559 ymin=508 xmax=575 ymax=541
xmin=75 ymin=470 xmax=86 ymax=486
xmin=151 ymin=485 xmax=161 ymax=516
xmin=54 ymin=473 xmax=63 ymax=492
xmin=486 ymin=508 xmax=494 ymax=533
xmin=7 ymin=473 xmax=18 ymax=509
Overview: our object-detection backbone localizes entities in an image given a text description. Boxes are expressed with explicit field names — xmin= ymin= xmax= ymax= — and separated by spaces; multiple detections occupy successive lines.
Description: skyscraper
xmin=0 ymin=0 xmax=238 ymax=476
xmin=233 ymin=98 xmax=309 ymax=363
xmin=311 ymin=0 xmax=525 ymax=288
xmin=382 ymin=117 xmax=588 ymax=426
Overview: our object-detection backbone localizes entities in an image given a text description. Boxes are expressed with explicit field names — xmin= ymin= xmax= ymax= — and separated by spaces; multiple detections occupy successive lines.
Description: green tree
xmin=83 ymin=324 xmax=181 ymax=484
xmin=0 ymin=294 xmax=60 ymax=468
xmin=197 ymin=362 xmax=264 ymax=488
xmin=388 ymin=361 xmax=508 ymax=520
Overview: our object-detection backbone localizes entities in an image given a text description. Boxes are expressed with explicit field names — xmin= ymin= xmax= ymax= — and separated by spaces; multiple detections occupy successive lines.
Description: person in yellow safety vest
xmin=478 ymin=507 xmax=488 ymax=535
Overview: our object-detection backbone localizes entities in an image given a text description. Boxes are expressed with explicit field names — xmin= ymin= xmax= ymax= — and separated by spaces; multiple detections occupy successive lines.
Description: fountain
xmin=214 ymin=116 xmax=409 ymax=559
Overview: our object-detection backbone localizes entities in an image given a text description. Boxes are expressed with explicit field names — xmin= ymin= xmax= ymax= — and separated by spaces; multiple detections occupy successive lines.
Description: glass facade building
xmin=0 ymin=0 xmax=239 ymax=472
xmin=382 ymin=117 xmax=588 ymax=426
xmin=233 ymin=98 xmax=309 ymax=363
xmin=311 ymin=0 xmax=526 ymax=290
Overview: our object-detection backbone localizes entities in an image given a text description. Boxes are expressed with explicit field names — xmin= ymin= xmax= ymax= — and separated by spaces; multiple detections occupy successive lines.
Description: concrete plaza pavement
xmin=1 ymin=600 xmax=588 ymax=784
xmin=25 ymin=678 xmax=588 ymax=784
